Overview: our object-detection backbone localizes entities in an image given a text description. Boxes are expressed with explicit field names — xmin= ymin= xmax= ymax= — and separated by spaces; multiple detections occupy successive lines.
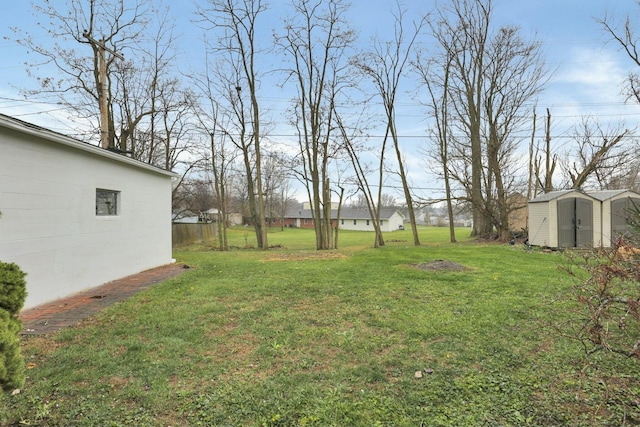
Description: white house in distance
xmin=0 ymin=114 xmax=176 ymax=309
xmin=283 ymin=203 xmax=405 ymax=232
xmin=337 ymin=207 xmax=405 ymax=232
xmin=528 ymin=189 xmax=640 ymax=248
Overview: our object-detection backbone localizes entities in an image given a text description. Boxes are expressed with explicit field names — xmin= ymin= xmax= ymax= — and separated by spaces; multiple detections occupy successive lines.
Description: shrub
xmin=0 ymin=310 xmax=25 ymax=391
xmin=0 ymin=261 xmax=27 ymax=391
xmin=565 ymin=241 xmax=640 ymax=359
xmin=0 ymin=262 xmax=27 ymax=315
xmin=557 ymin=201 xmax=640 ymax=421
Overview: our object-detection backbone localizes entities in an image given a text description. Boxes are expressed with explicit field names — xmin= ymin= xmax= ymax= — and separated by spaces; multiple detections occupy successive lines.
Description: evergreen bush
xmin=0 ymin=262 xmax=27 ymax=315
xmin=0 ymin=261 xmax=27 ymax=391
xmin=0 ymin=310 xmax=25 ymax=391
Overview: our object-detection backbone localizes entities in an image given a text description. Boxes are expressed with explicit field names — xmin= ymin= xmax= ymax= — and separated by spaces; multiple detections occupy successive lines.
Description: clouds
xmin=540 ymin=45 xmax=640 ymax=130
xmin=558 ymin=47 xmax=625 ymax=86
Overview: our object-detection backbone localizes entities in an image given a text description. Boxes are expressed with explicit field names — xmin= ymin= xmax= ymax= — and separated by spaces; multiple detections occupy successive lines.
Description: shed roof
xmin=0 ymin=113 xmax=177 ymax=178
xmin=528 ymin=189 xmax=581 ymax=203
xmin=589 ymin=189 xmax=640 ymax=201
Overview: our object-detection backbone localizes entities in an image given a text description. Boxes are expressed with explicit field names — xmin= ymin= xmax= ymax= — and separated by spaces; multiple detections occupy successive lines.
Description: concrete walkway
xmin=19 ymin=263 xmax=188 ymax=335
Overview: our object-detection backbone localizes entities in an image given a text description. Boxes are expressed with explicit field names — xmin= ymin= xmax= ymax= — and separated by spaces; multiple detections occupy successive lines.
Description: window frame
xmin=96 ymin=188 xmax=120 ymax=216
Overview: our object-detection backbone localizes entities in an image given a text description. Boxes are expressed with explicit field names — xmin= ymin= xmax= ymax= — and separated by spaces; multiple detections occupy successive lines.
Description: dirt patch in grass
xmin=411 ymin=260 xmax=471 ymax=272
xmin=262 ymin=251 xmax=348 ymax=262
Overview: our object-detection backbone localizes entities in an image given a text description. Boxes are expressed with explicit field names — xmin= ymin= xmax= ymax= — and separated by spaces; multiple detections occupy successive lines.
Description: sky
xmin=1 ymin=0 xmax=640 ymax=201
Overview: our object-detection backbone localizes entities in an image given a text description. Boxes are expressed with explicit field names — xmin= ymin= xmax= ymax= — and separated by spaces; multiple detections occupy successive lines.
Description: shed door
xmin=557 ymin=197 xmax=593 ymax=248
xmin=612 ymin=197 xmax=640 ymax=240
xmin=558 ymin=198 xmax=576 ymax=248
xmin=575 ymin=198 xmax=593 ymax=247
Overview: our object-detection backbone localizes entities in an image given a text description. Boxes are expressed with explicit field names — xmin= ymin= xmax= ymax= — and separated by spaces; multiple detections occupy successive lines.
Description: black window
xmin=96 ymin=189 xmax=119 ymax=216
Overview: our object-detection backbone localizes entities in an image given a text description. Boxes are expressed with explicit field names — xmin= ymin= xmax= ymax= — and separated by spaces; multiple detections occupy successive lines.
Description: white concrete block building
xmin=0 ymin=114 xmax=176 ymax=309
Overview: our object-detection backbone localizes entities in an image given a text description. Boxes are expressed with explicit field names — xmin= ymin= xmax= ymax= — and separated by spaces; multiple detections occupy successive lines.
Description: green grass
xmin=2 ymin=227 xmax=639 ymax=426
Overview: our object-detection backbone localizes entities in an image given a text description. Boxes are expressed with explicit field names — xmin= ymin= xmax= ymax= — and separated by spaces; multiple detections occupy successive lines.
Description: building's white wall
xmin=339 ymin=211 xmax=404 ymax=232
xmin=527 ymin=203 xmax=550 ymax=247
xmin=0 ymin=126 xmax=174 ymax=309
xmin=340 ymin=218 xmax=372 ymax=231
xmin=385 ymin=212 xmax=405 ymax=232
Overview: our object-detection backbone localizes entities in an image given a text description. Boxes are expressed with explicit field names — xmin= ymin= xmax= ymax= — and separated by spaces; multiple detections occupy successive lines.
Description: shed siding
xmin=604 ymin=194 xmax=640 ymax=247
xmin=528 ymin=203 xmax=550 ymax=246
xmin=0 ymin=123 xmax=174 ymax=309
xmin=528 ymin=190 xmax=602 ymax=248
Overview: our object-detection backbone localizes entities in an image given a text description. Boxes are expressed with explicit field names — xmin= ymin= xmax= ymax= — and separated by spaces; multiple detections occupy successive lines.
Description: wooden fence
xmin=172 ymin=223 xmax=216 ymax=247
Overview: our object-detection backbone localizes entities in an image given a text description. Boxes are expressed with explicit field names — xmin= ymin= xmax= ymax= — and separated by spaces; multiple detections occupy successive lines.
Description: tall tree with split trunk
xmin=430 ymin=0 xmax=547 ymax=240
xmin=276 ymin=0 xmax=355 ymax=250
xmin=14 ymin=0 xmax=145 ymax=150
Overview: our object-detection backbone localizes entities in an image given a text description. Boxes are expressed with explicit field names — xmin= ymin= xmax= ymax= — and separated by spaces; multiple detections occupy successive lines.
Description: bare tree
xmin=599 ymin=7 xmax=640 ymax=106
xmin=196 ymin=0 xmax=269 ymax=249
xmin=564 ymin=118 xmax=630 ymax=190
xmin=415 ymin=49 xmax=457 ymax=243
xmin=276 ymin=0 xmax=355 ymax=250
xmin=116 ymin=5 xmax=176 ymax=160
xmin=532 ymin=108 xmax=558 ymax=195
xmin=336 ymin=112 xmax=385 ymax=247
xmin=430 ymin=0 xmax=489 ymax=236
xmin=482 ymin=25 xmax=548 ymax=241
xmin=596 ymin=7 xmax=640 ymax=193
xmin=13 ymin=0 xmax=200 ymax=186
xmin=429 ymin=0 xmax=547 ymax=241
xmin=261 ymin=152 xmax=294 ymax=227
xmin=354 ymin=3 xmax=426 ymax=246
xmin=173 ymin=178 xmax=215 ymax=217
xmin=190 ymin=50 xmax=240 ymax=251
xmin=14 ymin=0 xmax=149 ymax=147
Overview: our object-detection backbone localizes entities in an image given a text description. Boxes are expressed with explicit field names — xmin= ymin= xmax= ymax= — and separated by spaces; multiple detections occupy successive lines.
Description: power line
xmin=8 ymin=108 xmax=71 ymax=117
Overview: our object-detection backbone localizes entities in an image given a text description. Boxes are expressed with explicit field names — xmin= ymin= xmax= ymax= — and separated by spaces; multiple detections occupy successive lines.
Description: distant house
xmin=527 ymin=189 xmax=640 ymax=248
xmin=172 ymin=210 xmax=199 ymax=224
xmin=199 ymin=208 xmax=243 ymax=226
xmin=0 ymin=114 xmax=176 ymax=309
xmin=283 ymin=204 xmax=405 ymax=232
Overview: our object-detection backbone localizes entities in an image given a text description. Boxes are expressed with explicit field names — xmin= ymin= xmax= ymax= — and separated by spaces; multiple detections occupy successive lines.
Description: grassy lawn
xmin=2 ymin=227 xmax=639 ymax=426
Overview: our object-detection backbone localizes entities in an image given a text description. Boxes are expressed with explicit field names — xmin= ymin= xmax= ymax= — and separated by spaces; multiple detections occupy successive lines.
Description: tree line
xmin=13 ymin=0 xmax=640 ymax=249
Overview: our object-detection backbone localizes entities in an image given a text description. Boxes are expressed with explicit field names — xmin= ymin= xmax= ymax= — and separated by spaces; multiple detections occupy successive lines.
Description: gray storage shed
xmin=528 ymin=190 xmax=600 ymax=248
xmin=590 ymin=189 xmax=640 ymax=247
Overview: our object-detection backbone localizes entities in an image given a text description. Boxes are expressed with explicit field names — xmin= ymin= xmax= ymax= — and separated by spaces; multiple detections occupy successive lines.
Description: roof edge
xmin=0 ymin=114 xmax=178 ymax=178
